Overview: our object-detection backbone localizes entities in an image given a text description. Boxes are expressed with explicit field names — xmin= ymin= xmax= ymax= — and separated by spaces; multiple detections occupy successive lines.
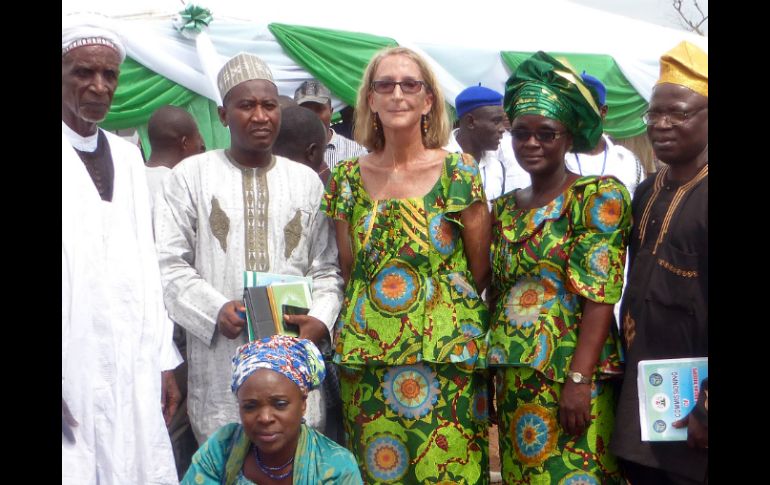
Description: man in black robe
xmin=610 ymin=41 xmax=708 ymax=485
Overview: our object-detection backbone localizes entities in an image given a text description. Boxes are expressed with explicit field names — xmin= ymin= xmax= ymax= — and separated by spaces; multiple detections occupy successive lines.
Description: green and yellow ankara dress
xmin=488 ymin=176 xmax=630 ymax=485
xmin=322 ymin=153 xmax=490 ymax=484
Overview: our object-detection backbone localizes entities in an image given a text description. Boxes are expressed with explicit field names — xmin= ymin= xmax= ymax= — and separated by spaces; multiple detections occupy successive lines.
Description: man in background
xmin=145 ymin=104 xmax=206 ymax=478
xmin=446 ymin=85 xmax=508 ymax=203
xmin=564 ymin=71 xmax=645 ymax=197
xmin=295 ymin=79 xmax=367 ymax=171
xmin=272 ymin=105 xmax=331 ymax=184
xmin=145 ymin=105 xmax=206 ymax=206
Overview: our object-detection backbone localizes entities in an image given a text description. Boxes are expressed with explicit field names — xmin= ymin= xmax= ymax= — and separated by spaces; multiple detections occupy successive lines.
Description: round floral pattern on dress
xmin=586 ymin=241 xmax=611 ymax=279
xmin=511 ymin=403 xmax=558 ymax=466
xmin=429 ymin=214 xmax=458 ymax=255
xmin=364 ymin=433 xmax=410 ymax=483
xmin=424 ymin=276 xmax=443 ymax=311
xmin=531 ymin=195 xmax=565 ymax=227
xmin=352 ymin=294 xmax=367 ymax=331
xmin=504 ymin=278 xmax=544 ymax=328
xmin=488 ymin=345 xmax=508 ymax=365
xmin=559 ymin=471 xmax=600 ymax=485
xmin=382 ymin=363 xmax=441 ymax=419
xmin=527 ymin=327 xmax=553 ymax=371
xmin=585 ymin=188 xmax=623 ymax=232
xmin=369 ymin=260 xmax=420 ymax=315
xmin=455 ymin=154 xmax=478 ymax=174
xmin=461 ymin=322 xmax=483 ymax=339
xmin=538 ymin=267 xmax=563 ymax=311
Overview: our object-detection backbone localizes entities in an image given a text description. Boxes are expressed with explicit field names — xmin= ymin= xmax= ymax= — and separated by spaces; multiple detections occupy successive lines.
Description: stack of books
xmin=243 ymin=272 xmax=313 ymax=341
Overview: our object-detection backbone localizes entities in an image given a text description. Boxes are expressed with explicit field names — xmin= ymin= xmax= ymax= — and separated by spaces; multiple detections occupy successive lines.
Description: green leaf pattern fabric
xmin=323 ymin=153 xmax=491 ymax=483
xmin=487 ymin=176 xmax=630 ymax=382
xmin=322 ymin=153 xmax=489 ymax=368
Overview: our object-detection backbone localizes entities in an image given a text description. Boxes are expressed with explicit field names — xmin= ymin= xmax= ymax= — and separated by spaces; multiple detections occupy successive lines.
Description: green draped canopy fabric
xmin=269 ymin=23 xmax=398 ymax=107
xmin=99 ymin=28 xmax=650 ymax=154
xmin=501 ymin=52 xmax=647 ymax=138
xmin=102 ymin=57 xmax=230 ymax=157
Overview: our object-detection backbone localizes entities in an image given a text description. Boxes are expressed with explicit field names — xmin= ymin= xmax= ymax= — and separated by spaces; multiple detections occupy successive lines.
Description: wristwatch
xmin=567 ymin=370 xmax=592 ymax=385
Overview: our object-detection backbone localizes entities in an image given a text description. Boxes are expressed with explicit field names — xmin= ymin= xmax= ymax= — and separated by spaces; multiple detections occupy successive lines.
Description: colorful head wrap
xmin=504 ymin=51 xmax=602 ymax=152
xmin=62 ymin=13 xmax=126 ymax=62
xmin=656 ymin=41 xmax=708 ymax=98
xmin=231 ymin=335 xmax=325 ymax=395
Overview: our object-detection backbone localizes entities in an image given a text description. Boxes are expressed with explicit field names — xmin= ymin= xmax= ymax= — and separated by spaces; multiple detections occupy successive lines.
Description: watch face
xmin=571 ymin=374 xmax=581 ymax=383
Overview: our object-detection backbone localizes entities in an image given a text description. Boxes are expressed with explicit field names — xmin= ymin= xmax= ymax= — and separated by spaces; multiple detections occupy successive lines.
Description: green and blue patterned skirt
xmin=496 ymin=367 xmax=622 ymax=485
xmin=340 ymin=362 xmax=489 ymax=484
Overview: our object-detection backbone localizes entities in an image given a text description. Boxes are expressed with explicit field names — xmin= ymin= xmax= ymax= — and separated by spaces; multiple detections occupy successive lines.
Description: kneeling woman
xmin=182 ymin=335 xmax=362 ymax=484
xmin=489 ymin=52 xmax=631 ymax=484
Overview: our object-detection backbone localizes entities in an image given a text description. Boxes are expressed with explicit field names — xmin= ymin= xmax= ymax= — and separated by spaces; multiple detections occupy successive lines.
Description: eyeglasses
xmin=642 ymin=107 xmax=706 ymax=126
xmin=370 ymin=80 xmax=427 ymax=94
xmin=510 ymin=129 xmax=567 ymax=143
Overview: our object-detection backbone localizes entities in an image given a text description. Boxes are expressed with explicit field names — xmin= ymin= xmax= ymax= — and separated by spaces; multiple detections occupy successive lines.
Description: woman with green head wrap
xmin=486 ymin=51 xmax=631 ymax=484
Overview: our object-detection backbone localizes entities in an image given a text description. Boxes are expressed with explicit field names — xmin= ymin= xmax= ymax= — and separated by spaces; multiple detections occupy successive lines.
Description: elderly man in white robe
xmin=61 ymin=14 xmax=181 ymax=485
xmin=153 ymin=53 xmax=344 ymax=444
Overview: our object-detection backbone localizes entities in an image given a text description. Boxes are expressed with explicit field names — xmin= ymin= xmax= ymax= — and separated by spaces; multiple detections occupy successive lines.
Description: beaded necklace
xmin=253 ymin=446 xmax=294 ymax=481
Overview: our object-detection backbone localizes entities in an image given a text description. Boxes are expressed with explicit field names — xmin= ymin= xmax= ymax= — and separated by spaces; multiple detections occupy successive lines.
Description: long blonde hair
xmin=353 ymin=47 xmax=450 ymax=152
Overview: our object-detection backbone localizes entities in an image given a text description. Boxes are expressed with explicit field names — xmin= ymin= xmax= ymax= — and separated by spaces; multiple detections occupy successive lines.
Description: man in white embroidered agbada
xmin=153 ymin=53 xmax=344 ymax=444
xmin=62 ymin=13 xmax=181 ymax=485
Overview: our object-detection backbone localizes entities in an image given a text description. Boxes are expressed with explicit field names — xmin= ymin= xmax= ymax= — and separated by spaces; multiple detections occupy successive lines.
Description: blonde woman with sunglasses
xmin=322 ymin=47 xmax=492 ymax=484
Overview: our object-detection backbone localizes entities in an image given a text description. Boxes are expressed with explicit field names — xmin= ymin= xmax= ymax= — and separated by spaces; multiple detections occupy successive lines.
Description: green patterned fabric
xmin=487 ymin=176 xmax=630 ymax=380
xmin=322 ymin=153 xmax=489 ymax=367
xmin=322 ymin=153 xmax=490 ymax=483
xmin=181 ymin=423 xmax=363 ymax=484
xmin=501 ymin=51 xmax=648 ymax=139
xmin=488 ymin=176 xmax=629 ymax=484
xmin=102 ymin=57 xmax=231 ymax=157
xmin=504 ymin=51 xmax=603 ymax=153
xmin=269 ymin=23 xmax=397 ymax=106
xmin=340 ymin=363 xmax=489 ymax=484
xmin=496 ymin=367 xmax=621 ymax=484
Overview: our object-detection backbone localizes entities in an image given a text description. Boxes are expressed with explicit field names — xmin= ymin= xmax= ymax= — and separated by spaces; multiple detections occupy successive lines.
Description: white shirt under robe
xmin=153 ymin=150 xmax=344 ymax=443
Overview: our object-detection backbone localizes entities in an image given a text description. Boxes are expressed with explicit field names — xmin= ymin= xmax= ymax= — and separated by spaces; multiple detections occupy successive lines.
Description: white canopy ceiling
xmin=64 ymin=0 xmax=707 ymax=107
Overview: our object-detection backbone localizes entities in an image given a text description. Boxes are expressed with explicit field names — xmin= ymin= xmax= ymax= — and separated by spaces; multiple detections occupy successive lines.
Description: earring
xmin=421 ymin=114 xmax=429 ymax=136
xmin=373 ymin=113 xmax=383 ymax=132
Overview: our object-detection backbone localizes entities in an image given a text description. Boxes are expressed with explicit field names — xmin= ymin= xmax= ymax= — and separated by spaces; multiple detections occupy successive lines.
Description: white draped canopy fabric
xmin=71 ymin=0 xmax=706 ymax=108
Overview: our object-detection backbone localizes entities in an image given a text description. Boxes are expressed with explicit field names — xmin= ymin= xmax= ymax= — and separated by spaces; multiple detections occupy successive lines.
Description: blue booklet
xmin=637 ymin=357 xmax=708 ymax=441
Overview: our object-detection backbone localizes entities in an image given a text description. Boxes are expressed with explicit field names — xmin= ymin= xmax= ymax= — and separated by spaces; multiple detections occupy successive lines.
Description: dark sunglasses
xmin=370 ymin=80 xmax=427 ymax=94
xmin=510 ymin=129 xmax=567 ymax=143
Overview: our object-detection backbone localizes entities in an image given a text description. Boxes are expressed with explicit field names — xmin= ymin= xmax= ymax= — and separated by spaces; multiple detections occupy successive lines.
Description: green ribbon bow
xmin=173 ymin=4 xmax=213 ymax=39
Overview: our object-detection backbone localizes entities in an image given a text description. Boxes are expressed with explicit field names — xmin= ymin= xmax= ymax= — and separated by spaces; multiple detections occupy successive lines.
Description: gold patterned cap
xmin=656 ymin=41 xmax=708 ymax=98
xmin=217 ymin=52 xmax=275 ymax=101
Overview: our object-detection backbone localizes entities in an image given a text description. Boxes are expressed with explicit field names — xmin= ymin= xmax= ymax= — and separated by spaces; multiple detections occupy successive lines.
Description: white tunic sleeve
xmin=153 ymin=165 xmax=229 ymax=346
xmin=304 ymin=181 xmax=344 ymax=334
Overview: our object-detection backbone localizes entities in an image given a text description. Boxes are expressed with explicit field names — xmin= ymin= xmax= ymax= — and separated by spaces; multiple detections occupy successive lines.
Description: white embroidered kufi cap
xmin=62 ymin=13 xmax=126 ymax=62
xmin=217 ymin=52 xmax=275 ymax=100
